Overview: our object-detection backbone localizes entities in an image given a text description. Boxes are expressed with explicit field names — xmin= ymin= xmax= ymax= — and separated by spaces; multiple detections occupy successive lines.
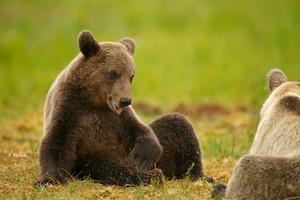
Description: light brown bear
xmin=36 ymin=30 xmax=210 ymax=186
xmin=214 ymin=69 xmax=300 ymax=199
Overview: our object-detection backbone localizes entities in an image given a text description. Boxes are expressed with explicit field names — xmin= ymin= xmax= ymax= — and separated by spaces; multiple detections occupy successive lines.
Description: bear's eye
xmin=130 ymin=75 xmax=134 ymax=83
xmin=109 ymin=71 xmax=118 ymax=80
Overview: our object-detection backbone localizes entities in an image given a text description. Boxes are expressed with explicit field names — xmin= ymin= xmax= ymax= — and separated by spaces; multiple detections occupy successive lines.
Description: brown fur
xmin=37 ymin=30 xmax=210 ymax=186
xmin=151 ymin=113 xmax=209 ymax=181
xmin=221 ymin=69 xmax=300 ymax=199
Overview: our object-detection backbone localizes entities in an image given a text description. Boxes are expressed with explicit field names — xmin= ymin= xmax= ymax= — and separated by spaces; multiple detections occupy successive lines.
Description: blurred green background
xmin=0 ymin=2 xmax=299 ymax=198
xmin=1 ymin=0 xmax=299 ymax=119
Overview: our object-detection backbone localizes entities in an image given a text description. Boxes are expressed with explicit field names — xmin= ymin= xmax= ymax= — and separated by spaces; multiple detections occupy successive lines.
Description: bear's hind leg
xmin=74 ymin=155 xmax=163 ymax=186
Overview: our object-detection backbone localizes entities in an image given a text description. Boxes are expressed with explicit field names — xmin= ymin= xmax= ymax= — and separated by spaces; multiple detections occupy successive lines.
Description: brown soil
xmin=134 ymin=101 xmax=249 ymax=119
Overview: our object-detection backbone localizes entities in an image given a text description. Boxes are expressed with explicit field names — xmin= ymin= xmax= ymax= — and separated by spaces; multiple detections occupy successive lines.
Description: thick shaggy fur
xmin=150 ymin=114 xmax=206 ymax=181
xmin=37 ymin=30 xmax=209 ymax=186
xmin=223 ymin=69 xmax=300 ymax=199
xmin=225 ymin=155 xmax=300 ymax=199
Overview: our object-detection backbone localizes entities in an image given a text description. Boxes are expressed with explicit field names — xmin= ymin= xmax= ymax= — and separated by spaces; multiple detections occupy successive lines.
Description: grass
xmin=0 ymin=0 xmax=299 ymax=199
xmin=0 ymin=104 xmax=256 ymax=199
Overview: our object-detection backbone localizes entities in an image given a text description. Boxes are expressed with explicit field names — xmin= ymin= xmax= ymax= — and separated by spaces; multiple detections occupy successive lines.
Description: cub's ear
xmin=267 ymin=69 xmax=288 ymax=91
xmin=119 ymin=38 xmax=135 ymax=55
xmin=279 ymin=95 xmax=300 ymax=115
xmin=78 ymin=30 xmax=100 ymax=57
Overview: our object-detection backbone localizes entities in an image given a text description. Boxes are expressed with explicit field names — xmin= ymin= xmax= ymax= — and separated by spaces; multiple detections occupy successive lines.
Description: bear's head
xmin=260 ymin=69 xmax=300 ymax=118
xmin=250 ymin=69 xmax=300 ymax=155
xmin=75 ymin=30 xmax=135 ymax=115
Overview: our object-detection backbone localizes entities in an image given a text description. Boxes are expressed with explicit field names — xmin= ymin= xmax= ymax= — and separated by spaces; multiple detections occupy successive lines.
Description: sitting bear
xmin=37 ymin=30 xmax=210 ymax=186
xmin=213 ymin=69 xmax=300 ymax=199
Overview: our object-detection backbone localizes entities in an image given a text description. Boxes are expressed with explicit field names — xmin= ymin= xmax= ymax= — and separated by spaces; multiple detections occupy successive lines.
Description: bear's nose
xmin=119 ymin=97 xmax=132 ymax=108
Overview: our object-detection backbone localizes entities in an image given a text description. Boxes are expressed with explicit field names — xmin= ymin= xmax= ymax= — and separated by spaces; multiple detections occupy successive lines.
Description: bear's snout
xmin=119 ymin=97 xmax=131 ymax=108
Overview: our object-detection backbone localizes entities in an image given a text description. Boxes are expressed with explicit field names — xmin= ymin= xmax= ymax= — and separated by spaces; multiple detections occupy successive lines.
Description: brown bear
xmin=212 ymin=69 xmax=300 ymax=199
xmin=36 ymin=30 xmax=210 ymax=187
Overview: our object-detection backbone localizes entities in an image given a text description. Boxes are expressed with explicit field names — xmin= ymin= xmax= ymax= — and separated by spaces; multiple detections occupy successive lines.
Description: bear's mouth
xmin=109 ymin=99 xmax=123 ymax=115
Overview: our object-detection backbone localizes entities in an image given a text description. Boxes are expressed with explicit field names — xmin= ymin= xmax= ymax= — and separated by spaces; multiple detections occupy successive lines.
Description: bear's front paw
xmin=34 ymin=176 xmax=67 ymax=188
xmin=34 ymin=178 xmax=57 ymax=189
xmin=211 ymin=183 xmax=227 ymax=199
xmin=141 ymin=168 xmax=164 ymax=186
xmin=131 ymin=136 xmax=163 ymax=172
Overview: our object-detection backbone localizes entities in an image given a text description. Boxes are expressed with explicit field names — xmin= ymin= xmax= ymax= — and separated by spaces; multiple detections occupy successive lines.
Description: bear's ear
xmin=279 ymin=95 xmax=300 ymax=115
xmin=78 ymin=30 xmax=100 ymax=57
xmin=267 ymin=69 xmax=288 ymax=91
xmin=119 ymin=38 xmax=135 ymax=55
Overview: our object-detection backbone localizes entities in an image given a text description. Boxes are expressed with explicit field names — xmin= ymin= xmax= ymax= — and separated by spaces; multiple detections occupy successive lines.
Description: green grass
xmin=0 ymin=0 xmax=299 ymax=199
xmin=1 ymin=0 xmax=299 ymax=118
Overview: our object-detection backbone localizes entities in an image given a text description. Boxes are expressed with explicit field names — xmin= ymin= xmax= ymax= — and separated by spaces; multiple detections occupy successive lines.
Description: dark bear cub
xmin=151 ymin=114 xmax=209 ymax=181
xmin=36 ymin=30 xmax=211 ymax=186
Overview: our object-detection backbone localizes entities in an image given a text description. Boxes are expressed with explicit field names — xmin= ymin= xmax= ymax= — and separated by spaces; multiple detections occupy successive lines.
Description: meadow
xmin=0 ymin=0 xmax=299 ymax=199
